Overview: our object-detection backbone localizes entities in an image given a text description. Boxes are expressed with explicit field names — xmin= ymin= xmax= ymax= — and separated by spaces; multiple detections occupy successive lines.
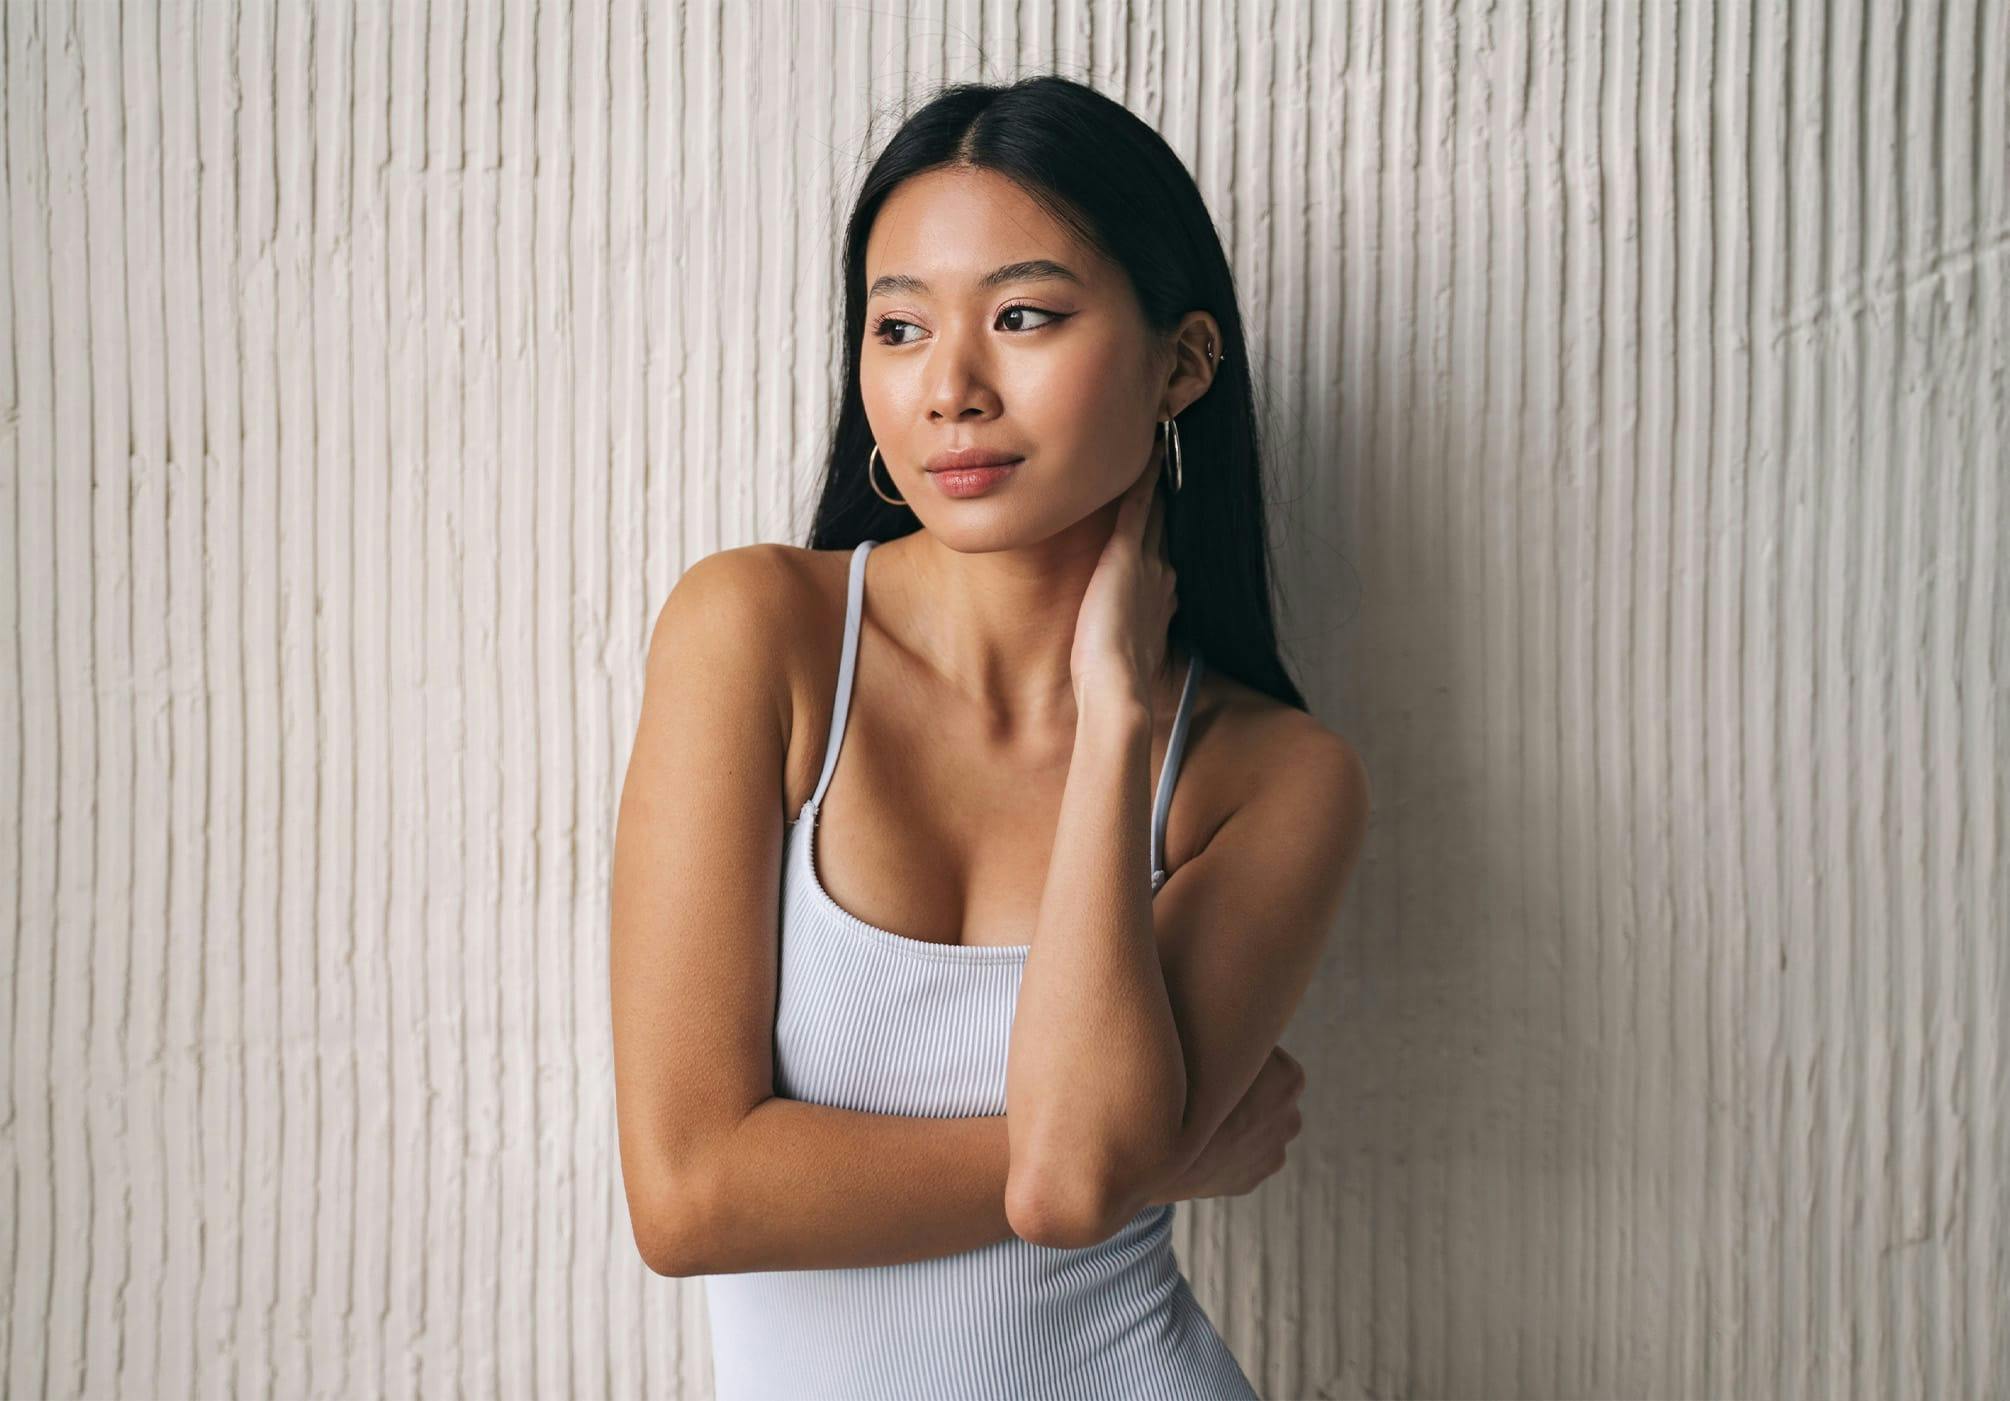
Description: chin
xmin=912 ymin=514 xmax=1040 ymax=554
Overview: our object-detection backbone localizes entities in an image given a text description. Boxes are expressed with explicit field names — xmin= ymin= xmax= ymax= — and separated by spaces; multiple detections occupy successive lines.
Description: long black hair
xmin=807 ymin=74 xmax=1307 ymax=713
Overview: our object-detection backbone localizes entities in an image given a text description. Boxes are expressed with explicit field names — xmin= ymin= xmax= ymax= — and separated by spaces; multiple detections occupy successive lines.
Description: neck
xmin=869 ymin=527 xmax=1183 ymax=732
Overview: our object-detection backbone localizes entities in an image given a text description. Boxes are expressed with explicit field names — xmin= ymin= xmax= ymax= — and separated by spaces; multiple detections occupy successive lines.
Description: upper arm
xmin=610 ymin=544 xmax=801 ymax=1273
xmin=1110 ymin=723 xmax=1370 ymax=1223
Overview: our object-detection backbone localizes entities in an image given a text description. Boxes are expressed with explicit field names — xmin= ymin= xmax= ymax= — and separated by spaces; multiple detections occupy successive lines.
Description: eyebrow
xmin=866 ymin=259 xmax=1084 ymax=302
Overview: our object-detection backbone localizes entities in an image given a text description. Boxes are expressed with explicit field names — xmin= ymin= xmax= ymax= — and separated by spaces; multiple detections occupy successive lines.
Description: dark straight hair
xmin=808 ymin=74 xmax=1307 ymax=713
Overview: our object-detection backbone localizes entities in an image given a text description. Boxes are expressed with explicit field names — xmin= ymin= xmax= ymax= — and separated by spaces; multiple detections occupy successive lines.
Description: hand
xmin=1147 ymin=1045 xmax=1306 ymax=1206
xmin=1069 ymin=433 xmax=1177 ymax=708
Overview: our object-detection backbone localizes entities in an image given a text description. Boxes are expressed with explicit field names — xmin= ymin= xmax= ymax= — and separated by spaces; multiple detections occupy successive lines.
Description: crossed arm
xmin=636 ymin=1100 xmax=1198 ymax=1278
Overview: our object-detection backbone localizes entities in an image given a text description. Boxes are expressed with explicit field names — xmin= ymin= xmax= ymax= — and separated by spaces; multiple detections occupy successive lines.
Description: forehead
xmin=865 ymin=166 xmax=1097 ymax=290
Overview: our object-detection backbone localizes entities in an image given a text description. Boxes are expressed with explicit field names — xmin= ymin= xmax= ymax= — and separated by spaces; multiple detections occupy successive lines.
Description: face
xmin=858 ymin=165 xmax=1209 ymax=549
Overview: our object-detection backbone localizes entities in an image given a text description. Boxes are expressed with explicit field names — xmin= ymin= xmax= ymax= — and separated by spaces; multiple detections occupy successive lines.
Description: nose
xmin=923 ymin=321 xmax=1002 ymax=421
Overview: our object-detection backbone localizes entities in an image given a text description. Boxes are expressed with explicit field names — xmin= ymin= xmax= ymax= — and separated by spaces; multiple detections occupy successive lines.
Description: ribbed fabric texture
xmin=701 ymin=539 xmax=1255 ymax=1401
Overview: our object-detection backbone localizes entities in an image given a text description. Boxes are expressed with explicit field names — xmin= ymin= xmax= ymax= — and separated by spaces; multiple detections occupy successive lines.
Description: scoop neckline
xmin=788 ymin=798 xmax=1034 ymax=963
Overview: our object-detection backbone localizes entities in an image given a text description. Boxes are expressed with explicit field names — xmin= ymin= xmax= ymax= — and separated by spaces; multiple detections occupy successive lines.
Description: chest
xmin=792 ymin=741 xmax=1070 ymax=947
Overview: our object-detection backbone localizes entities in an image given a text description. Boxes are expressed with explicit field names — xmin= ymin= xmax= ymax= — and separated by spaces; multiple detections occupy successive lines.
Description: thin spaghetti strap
xmin=806 ymin=540 xmax=876 ymax=816
xmin=1150 ymin=649 xmax=1205 ymax=891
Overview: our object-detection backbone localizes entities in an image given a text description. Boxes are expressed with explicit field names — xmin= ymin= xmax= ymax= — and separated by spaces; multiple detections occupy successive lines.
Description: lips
xmin=927 ymin=460 xmax=1018 ymax=498
xmin=925 ymin=447 xmax=1024 ymax=473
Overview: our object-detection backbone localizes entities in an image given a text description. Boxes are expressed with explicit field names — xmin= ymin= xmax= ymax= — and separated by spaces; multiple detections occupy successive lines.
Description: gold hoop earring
xmin=1160 ymin=418 xmax=1184 ymax=493
xmin=868 ymin=444 xmax=909 ymax=507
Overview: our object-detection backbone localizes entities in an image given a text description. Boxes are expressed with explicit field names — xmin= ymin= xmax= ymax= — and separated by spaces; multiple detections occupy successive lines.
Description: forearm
xmin=679 ymin=1097 xmax=1018 ymax=1275
xmin=1005 ymin=695 xmax=1188 ymax=1225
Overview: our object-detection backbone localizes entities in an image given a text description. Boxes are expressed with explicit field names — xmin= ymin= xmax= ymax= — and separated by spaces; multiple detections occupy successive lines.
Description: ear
xmin=1157 ymin=312 xmax=1226 ymax=419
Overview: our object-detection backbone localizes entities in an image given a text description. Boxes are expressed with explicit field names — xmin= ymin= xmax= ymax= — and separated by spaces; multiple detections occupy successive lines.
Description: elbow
xmin=1007 ymin=1090 xmax=1187 ymax=1248
xmin=1006 ymin=1131 xmax=1184 ymax=1249
xmin=1007 ymin=1185 xmax=1109 ymax=1250
xmin=1005 ymin=1167 xmax=1132 ymax=1250
xmin=635 ymin=1218 xmax=705 ymax=1280
xmin=627 ymin=1165 xmax=718 ymax=1278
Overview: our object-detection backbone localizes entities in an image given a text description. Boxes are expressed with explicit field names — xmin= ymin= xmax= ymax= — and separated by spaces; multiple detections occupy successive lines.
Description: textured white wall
xmin=5 ymin=0 xmax=2005 ymax=1398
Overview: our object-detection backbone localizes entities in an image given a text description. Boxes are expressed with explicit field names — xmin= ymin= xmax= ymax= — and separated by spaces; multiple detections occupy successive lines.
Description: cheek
xmin=857 ymin=375 xmax=921 ymax=463
xmin=1018 ymin=340 xmax=1147 ymax=468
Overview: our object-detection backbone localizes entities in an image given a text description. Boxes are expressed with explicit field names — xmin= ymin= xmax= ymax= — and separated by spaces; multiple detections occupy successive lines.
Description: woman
xmin=612 ymin=75 xmax=1370 ymax=1400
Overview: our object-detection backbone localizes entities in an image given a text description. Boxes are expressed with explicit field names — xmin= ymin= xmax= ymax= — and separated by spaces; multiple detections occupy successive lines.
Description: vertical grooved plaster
xmin=4 ymin=3 xmax=2002 ymax=1397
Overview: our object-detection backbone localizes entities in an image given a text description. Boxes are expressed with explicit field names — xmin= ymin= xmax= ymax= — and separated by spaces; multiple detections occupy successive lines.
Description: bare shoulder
xmin=1189 ymin=667 xmax=1372 ymax=870
xmin=653 ymin=541 xmax=819 ymax=649
xmin=648 ymin=542 xmax=858 ymax=812
xmin=649 ymin=541 xmax=834 ymax=698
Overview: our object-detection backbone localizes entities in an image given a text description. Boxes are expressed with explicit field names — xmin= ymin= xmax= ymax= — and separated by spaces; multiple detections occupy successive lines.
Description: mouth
xmin=925 ymin=458 xmax=1022 ymax=498
xmin=925 ymin=446 xmax=1025 ymax=471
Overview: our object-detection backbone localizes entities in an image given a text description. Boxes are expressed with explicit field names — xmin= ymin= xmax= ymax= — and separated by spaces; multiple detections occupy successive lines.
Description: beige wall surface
xmin=4 ymin=1 xmax=2004 ymax=1398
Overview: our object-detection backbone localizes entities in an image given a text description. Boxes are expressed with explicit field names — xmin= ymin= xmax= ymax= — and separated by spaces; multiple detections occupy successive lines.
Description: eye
xmin=998 ymin=303 xmax=1063 ymax=332
xmin=869 ymin=304 xmax=1069 ymax=346
xmin=871 ymin=314 xmax=923 ymax=347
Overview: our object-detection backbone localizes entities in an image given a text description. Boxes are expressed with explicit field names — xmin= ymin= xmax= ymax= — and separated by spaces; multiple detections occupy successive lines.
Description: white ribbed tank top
xmin=701 ymin=539 xmax=1256 ymax=1400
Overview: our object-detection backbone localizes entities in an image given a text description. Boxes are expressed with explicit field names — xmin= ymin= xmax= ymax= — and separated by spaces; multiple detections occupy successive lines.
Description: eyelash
xmin=870 ymin=303 xmax=1067 ymax=346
